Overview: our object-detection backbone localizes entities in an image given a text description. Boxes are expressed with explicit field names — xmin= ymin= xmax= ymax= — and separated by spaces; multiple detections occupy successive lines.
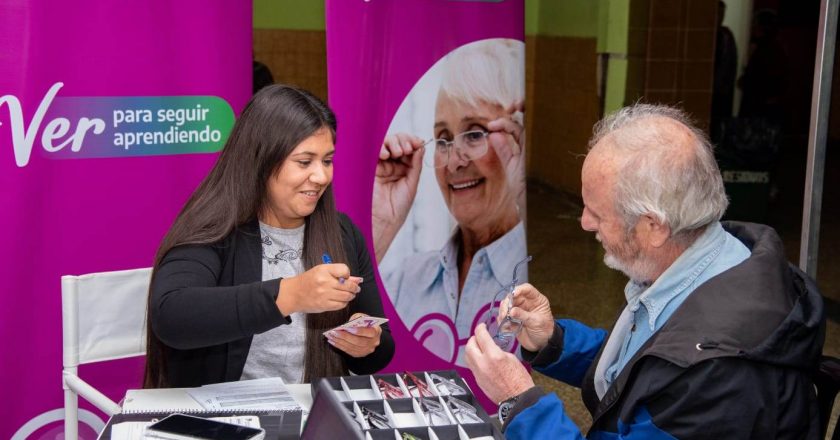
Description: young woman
xmin=144 ymin=84 xmax=394 ymax=388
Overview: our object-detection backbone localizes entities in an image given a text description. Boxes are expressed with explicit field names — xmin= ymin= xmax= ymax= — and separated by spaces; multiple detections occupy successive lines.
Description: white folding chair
xmin=61 ymin=267 xmax=152 ymax=440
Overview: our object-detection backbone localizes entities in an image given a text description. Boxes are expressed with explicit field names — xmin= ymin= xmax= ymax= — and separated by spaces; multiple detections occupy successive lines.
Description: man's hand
xmin=502 ymin=283 xmax=554 ymax=352
xmin=372 ymin=133 xmax=425 ymax=262
xmin=465 ymin=323 xmax=534 ymax=404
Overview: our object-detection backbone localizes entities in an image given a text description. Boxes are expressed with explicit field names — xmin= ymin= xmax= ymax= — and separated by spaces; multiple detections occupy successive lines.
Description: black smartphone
xmin=145 ymin=413 xmax=265 ymax=440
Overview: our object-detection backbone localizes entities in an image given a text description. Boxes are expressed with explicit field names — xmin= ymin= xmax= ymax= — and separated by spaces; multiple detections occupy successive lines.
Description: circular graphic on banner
xmin=373 ymin=39 xmax=528 ymax=366
xmin=12 ymin=408 xmax=105 ymax=440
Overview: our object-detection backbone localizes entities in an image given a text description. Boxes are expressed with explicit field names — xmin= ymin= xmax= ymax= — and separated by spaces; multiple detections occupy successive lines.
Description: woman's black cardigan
xmin=149 ymin=213 xmax=395 ymax=387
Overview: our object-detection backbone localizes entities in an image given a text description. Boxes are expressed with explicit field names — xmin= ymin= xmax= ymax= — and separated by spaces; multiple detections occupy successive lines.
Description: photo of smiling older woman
xmin=373 ymin=39 xmax=527 ymax=366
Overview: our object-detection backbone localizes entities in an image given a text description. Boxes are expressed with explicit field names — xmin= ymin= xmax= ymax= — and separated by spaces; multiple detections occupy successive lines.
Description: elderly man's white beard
xmin=598 ymin=231 xmax=658 ymax=283
xmin=604 ymin=253 xmax=658 ymax=284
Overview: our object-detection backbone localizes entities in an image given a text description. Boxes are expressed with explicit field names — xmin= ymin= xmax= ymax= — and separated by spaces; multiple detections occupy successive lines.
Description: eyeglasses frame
xmin=402 ymin=371 xmax=434 ymax=397
xmin=484 ymin=255 xmax=533 ymax=350
xmin=429 ymin=373 xmax=466 ymax=395
xmin=377 ymin=378 xmax=406 ymax=399
xmin=423 ymin=130 xmax=490 ymax=169
xmin=446 ymin=396 xmax=484 ymax=424
xmin=360 ymin=405 xmax=392 ymax=429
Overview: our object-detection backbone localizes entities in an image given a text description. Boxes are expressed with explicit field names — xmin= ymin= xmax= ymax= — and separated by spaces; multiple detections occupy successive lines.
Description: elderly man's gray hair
xmin=589 ymin=103 xmax=729 ymax=242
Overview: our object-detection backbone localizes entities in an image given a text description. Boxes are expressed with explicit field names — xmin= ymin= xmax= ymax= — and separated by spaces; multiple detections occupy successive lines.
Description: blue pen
xmin=321 ymin=253 xmax=345 ymax=284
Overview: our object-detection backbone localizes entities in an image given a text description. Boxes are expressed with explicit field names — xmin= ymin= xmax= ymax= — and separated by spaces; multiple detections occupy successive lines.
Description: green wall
xmin=526 ymin=0 xmax=540 ymax=35
xmin=253 ymin=0 xmax=629 ymax=113
xmin=527 ymin=0 xmax=600 ymax=37
xmin=254 ymin=0 xmax=607 ymax=38
xmin=526 ymin=0 xmax=629 ymax=114
xmin=599 ymin=0 xmax=630 ymax=114
xmin=539 ymin=0 xmax=599 ymax=37
xmin=253 ymin=0 xmax=325 ymax=30
xmin=598 ymin=0 xmax=628 ymax=54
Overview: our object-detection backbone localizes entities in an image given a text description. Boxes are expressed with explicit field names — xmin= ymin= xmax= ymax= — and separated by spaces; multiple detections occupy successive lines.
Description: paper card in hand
xmin=323 ymin=316 xmax=388 ymax=337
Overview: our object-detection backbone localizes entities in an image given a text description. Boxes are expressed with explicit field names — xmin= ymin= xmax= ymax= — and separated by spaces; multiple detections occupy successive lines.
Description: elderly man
xmin=465 ymin=104 xmax=824 ymax=439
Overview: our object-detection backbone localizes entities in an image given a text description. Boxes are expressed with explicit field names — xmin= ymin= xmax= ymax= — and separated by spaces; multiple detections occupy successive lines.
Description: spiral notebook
xmin=102 ymin=410 xmax=302 ymax=440
xmin=122 ymin=388 xmax=207 ymax=414
xmin=121 ymin=378 xmax=304 ymax=414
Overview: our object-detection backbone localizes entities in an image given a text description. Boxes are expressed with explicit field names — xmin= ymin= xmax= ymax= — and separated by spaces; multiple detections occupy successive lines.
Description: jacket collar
xmin=624 ymin=222 xmax=726 ymax=332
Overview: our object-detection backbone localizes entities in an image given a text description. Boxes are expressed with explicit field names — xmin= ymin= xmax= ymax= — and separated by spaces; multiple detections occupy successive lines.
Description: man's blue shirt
xmin=602 ymin=222 xmax=750 ymax=386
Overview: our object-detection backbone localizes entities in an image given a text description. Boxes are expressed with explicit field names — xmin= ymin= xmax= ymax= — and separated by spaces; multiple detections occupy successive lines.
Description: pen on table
xmin=321 ymin=253 xmax=345 ymax=284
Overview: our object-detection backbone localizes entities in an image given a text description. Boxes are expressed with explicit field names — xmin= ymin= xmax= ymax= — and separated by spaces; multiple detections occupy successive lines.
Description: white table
xmin=101 ymin=383 xmax=314 ymax=439
xmin=285 ymin=383 xmax=313 ymax=411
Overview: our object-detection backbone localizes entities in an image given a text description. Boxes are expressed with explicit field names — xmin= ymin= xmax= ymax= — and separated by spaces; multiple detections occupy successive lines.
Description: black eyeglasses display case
xmin=301 ymin=370 xmax=504 ymax=440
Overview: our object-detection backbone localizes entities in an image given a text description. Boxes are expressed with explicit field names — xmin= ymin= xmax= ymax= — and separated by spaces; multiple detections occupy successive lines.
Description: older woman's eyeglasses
xmin=424 ymin=130 xmax=490 ymax=168
xmin=484 ymin=255 xmax=532 ymax=351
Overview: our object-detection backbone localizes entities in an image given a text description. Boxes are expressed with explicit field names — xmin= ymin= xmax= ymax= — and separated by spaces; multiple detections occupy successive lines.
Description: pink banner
xmin=0 ymin=2 xmax=251 ymax=438
xmin=327 ymin=0 xmax=526 ymax=411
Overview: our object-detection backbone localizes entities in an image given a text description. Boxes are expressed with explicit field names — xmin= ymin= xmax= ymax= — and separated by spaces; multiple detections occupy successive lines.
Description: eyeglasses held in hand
xmin=423 ymin=130 xmax=490 ymax=169
xmin=484 ymin=255 xmax=532 ymax=351
xmin=402 ymin=371 xmax=434 ymax=397
xmin=377 ymin=378 xmax=406 ymax=399
xmin=429 ymin=373 xmax=466 ymax=395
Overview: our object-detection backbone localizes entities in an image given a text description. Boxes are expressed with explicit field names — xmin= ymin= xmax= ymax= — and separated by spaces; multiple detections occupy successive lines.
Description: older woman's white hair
xmin=589 ymin=103 xmax=729 ymax=243
xmin=439 ymin=39 xmax=525 ymax=111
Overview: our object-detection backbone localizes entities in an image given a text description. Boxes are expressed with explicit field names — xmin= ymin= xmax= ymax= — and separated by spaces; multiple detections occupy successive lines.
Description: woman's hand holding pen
xmin=372 ymin=133 xmax=425 ymax=263
xmin=326 ymin=313 xmax=382 ymax=358
xmin=276 ymin=263 xmax=362 ymax=316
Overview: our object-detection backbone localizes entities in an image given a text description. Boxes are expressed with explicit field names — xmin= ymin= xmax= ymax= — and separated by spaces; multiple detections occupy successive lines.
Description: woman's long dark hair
xmin=144 ymin=85 xmax=350 ymax=388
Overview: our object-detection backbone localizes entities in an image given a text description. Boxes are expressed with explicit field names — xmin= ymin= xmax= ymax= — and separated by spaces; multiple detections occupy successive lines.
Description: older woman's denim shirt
xmin=384 ymin=222 xmax=527 ymax=366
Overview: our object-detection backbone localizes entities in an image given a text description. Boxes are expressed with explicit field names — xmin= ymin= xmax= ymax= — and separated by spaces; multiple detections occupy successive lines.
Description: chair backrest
xmin=61 ymin=267 xmax=152 ymax=440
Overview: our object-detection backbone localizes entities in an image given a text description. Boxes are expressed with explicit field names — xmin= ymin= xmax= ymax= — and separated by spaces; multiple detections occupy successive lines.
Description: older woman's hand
xmin=372 ymin=133 xmax=425 ymax=262
xmin=326 ymin=313 xmax=383 ymax=357
xmin=488 ymin=101 xmax=525 ymax=154
xmin=488 ymin=101 xmax=526 ymax=212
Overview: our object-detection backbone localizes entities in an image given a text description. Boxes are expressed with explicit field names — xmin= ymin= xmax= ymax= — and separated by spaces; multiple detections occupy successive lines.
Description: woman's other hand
xmin=276 ymin=263 xmax=361 ymax=315
xmin=325 ymin=313 xmax=382 ymax=357
xmin=372 ymin=132 xmax=425 ymax=262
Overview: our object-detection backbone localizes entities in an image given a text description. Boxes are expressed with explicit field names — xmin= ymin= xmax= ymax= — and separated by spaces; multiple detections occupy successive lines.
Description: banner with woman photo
xmin=326 ymin=0 xmax=526 ymax=410
xmin=0 ymin=2 xmax=250 ymax=438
